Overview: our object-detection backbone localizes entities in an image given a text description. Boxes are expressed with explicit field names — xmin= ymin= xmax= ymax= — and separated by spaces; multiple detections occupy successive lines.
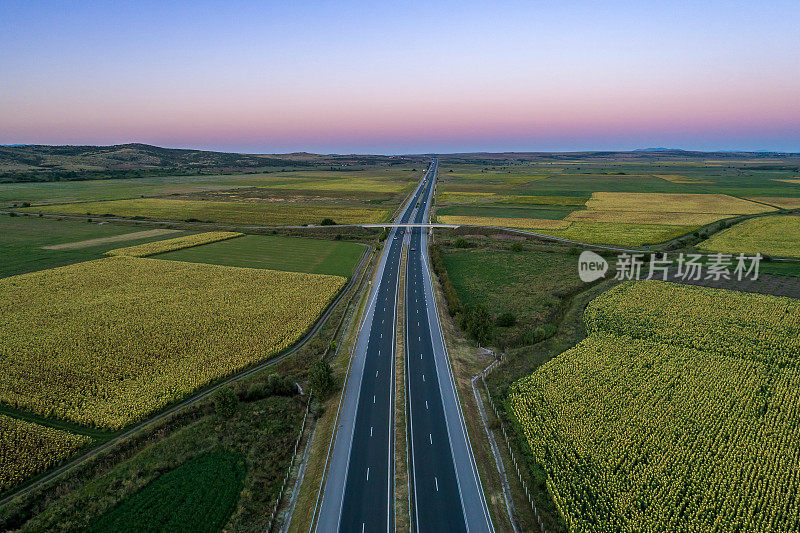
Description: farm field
xmin=509 ymin=281 xmax=800 ymax=531
xmin=748 ymin=197 xmax=800 ymax=209
xmin=0 ymin=256 xmax=345 ymax=429
xmin=84 ymin=450 xmax=246 ymax=533
xmin=0 ymin=215 xmax=195 ymax=278
xmin=439 ymin=246 xmax=587 ymax=345
xmin=157 ymin=234 xmax=365 ymax=277
xmin=437 ymin=215 xmax=571 ymax=230
xmin=699 ymin=215 xmax=800 ymax=258
xmin=25 ymin=198 xmax=390 ymax=226
xmin=584 ymin=191 xmax=775 ymax=214
xmin=565 ymin=209 xmax=726 ymax=225
xmin=539 ymin=222 xmax=697 ymax=246
xmin=435 ymin=156 xmax=800 ymax=246
xmin=17 ymin=395 xmax=304 ymax=532
xmin=106 ymin=231 xmax=243 ymax=257
xmin=437 ymin=205 xmax=576 ymax=220
xmin=0 ymin=166 xmax=421 ymax=207
xmin=0 ymin=415 xmax=91 ymax=492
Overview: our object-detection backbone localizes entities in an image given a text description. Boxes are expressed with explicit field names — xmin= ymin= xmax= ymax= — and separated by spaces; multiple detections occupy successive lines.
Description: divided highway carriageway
xmin=316 ymin=160 xmax=493 ymax=532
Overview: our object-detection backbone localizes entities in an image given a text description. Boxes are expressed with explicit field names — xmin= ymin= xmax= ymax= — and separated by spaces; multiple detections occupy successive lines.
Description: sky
xmin=1 ymin=0 xmax=798 ymax=154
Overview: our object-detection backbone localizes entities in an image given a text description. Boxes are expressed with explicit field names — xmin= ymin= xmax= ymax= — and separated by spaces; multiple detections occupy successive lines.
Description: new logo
xmin=578 ymin=250 xmax=608 ymax=282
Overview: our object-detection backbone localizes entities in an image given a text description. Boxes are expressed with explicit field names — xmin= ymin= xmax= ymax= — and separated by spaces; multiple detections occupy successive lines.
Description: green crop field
xmin=157 ymin=234 xmax=365 ymax=277
xmin=22 ymin=395 xmax=303 ymax=531
xmin=700 ymin=215 xmax=800 ymax=258
xmin=26 ymin=198 xmax=390 ymax=226
xmin=0 ymin=215 xmax=195 ymax=278
xmin=509 ymin=281 xmax=800 ymax=532
xmin=85 ymin=450 xmax=246 ymax=533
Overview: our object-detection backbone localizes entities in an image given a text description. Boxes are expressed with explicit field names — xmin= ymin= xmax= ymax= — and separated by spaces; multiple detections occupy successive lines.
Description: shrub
xmin=496 ymin=311 xmax=517 ymax=327
xmin=527 ymin=323 xmax=557 ymax=344
xmin=510 ymin=242 xmax=524 ymax=252
xmin=453 ymin=238 xmax=470 ymax=248
xmin=212 ymin=386 xmax=239 ymax=418
xmin=308 ymin=359 xmax=336 ymax=399
xmin=320 ymin=218 xmax=337 ymax=226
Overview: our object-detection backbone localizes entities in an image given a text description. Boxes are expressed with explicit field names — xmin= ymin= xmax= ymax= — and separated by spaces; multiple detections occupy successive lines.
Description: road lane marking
xmin=370 ymin=426 xmax=373 ymax=437
xmin=429 ymin=433 xmax=433 ymax=445
xmin=423 ymin=374 xmax=425 ymax=382
xmin=375 ymin=370 xmax=379 ymax=377
xmin=373 ymin=395 xmax=376 ymax=404
xmin=435 ymin=476 xmax=439 ymax=492
xmin=367 ymin=467 xmax=370 ymax=481
xmin=426 ymin=400 xmax=428 ymax=409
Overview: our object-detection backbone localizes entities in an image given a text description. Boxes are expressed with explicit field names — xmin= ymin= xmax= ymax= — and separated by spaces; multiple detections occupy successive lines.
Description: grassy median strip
xmin=395 ymin=246 xmax=411 ymax=531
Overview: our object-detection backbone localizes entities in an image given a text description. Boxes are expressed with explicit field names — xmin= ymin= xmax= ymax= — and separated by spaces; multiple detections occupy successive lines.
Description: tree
xmin=308 ymin=359 xmax=336 ymax=399
xmin=213 ymin=386 xmax=239 ymax=418
xmin=460 ymin=304 xmax=493 ymax=345
xmin=320 ymin=218 xmax=337 ymax=226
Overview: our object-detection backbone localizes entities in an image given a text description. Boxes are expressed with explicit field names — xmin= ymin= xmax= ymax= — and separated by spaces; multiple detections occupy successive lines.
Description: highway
xmin=316 ymin=163 xmax=436 ymax=532
xmin=405 ymin=161 xmax=494 ymax=532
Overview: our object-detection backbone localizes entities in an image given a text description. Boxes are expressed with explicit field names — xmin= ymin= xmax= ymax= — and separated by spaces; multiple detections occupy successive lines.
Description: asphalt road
xmin=316 ymin=164 xmax=437 ymax=532
xmin=406 ymin=161 xmax=494 ymax=532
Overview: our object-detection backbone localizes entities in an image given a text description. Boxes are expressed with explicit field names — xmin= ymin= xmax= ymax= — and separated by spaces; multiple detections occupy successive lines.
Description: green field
xmin=509 ymin=281 xmax=800 ymax=531
xmin=26 ymin=198 xmax=390 ymax=226
xmin=20 ymin=395 xmax=303 ymax=532
xmin=158 ymin=234 xmax=365 ymax=277
xmin=440 ymin=246 xmax=589 ymax=347
xmin=0 ymin=215 xmax=194 ymax=278
xmin=85 ymin=450 xmax=246 ymax=533
xmin=700 ymin=215 xmax=800 ymax=258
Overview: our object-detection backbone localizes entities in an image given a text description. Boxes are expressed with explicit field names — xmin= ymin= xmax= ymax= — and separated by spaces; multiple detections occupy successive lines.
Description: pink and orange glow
xmin=1 ymin=1 xmax=798 ymax=153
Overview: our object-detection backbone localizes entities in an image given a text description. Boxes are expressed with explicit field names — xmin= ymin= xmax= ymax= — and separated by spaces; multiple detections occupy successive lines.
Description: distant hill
xmin=0 ymin=143 xmax=419 ymax=182
xmin=633 ymin=147 xmax=685 ymax=152
xmin=0 ymin=143 xmax=301 ymax=174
